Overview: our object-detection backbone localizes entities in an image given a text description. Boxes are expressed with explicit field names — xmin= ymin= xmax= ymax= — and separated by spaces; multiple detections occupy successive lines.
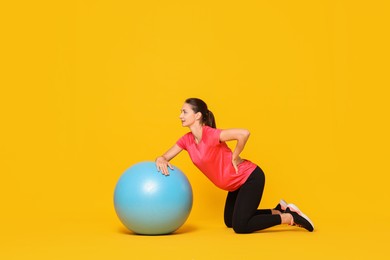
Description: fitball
xmin=114 ymin=161 xmax=193 ymax=235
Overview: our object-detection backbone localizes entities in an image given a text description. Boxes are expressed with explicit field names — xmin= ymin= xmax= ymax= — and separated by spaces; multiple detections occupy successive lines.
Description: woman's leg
xmin=231 ymin=167 xmax=282 ymax=233
xmin=224 ymin=190 xmax=237 ymax=228
xmin=225 ymin=197 xmax=276 ymax=228
xmin=224 ymin=175 xmax=280 ymax=228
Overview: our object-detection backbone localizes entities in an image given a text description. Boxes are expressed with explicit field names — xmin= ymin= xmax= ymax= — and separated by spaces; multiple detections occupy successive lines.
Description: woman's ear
xmin=195 ymin=112 xmax=202 ymax=120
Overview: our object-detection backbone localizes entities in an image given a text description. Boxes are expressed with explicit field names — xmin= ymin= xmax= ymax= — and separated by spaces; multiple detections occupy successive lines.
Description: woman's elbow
xmin=244 ymin=129 xmax=251 ymax=138
xmin=242 ymin=129 xmax=250 ymax=139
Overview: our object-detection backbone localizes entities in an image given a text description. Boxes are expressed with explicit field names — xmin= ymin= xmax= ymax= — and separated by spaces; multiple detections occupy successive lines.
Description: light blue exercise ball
xmin=114 ymin=161 xmax=193 ymax=235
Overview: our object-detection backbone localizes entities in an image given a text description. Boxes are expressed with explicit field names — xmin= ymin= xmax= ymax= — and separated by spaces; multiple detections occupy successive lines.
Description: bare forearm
xmin=157 ymin=144 xmax=182 ymax=162
xmin=232 ymin=131 xmax=250 ymax=159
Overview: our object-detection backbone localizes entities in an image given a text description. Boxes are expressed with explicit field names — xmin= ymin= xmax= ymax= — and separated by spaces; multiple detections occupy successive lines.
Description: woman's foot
xmin=285 ymin=204 xmax=314 ymax=232
xmin=274 ymin=199 xmax=288 ymax=213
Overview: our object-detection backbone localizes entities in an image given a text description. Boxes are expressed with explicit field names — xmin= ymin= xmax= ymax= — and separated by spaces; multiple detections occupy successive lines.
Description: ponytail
xmin=205 ymin=109 xmax=216 ymax=128
xmin=185 ymin=98 xmax=217 ymax=128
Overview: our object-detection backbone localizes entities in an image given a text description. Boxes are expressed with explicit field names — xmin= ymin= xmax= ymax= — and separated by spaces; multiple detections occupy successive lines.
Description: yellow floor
xmin=2 ymin=208 xmax=389 ymax=259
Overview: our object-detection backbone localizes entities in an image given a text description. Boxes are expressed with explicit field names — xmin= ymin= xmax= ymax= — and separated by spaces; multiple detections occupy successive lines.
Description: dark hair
xmin=185 ymin=98 xmax=216 ymax=128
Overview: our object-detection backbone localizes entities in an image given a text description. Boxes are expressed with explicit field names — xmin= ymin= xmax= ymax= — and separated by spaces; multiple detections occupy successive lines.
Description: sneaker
xmin=274 ymin=199 xmax=288 ymax=213
xmin=285 ymin=204 xmax=314 ymax=232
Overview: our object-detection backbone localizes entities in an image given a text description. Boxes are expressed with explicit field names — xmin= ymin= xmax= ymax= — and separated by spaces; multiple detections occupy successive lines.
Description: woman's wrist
xmin=232 ymin=156 xmax=243 ymax=163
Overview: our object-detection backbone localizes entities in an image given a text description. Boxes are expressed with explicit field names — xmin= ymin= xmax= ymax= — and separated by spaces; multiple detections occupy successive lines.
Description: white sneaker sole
xmin=287 ymin=203 xmax=314 ymax=229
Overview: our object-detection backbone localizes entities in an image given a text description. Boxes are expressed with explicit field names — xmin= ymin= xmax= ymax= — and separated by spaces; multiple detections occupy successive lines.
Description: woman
xmin=155 ymin=98 xmax=314 ymax=233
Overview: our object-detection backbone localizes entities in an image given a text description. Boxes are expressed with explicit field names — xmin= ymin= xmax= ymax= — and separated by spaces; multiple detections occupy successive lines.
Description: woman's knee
xmin=232 ymin=222 xmax=251 ymax=234
xmin=224 ymin=216 xmax=233 ymax=228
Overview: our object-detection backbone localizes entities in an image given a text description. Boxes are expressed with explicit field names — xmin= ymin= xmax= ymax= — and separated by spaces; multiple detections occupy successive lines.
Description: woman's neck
xmin=189 ymin=124 xmax=203 ymax=144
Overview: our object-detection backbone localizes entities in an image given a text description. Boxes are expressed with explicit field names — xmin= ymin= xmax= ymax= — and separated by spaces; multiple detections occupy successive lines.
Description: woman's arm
xmin=155 ymin=144 xmax=183 ymax=175
xmin=220 ymin=128 xmax=251 ymax=172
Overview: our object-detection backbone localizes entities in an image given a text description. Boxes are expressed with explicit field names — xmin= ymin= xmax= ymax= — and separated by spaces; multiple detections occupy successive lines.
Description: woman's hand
xmin=232 ymin=156 xmax=243 ymax=174
xmin=155 ymin=144 xmax=183 ymax=176
xmin=220 ymin=128 xmax=250 ymax=174
xmin=155 ymin=156 xmax=174 ymax=176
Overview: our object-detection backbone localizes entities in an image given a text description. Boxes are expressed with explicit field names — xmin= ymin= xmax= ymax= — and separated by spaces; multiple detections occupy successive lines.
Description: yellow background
xmin=1 ymin=0 xmax=389 ymax=259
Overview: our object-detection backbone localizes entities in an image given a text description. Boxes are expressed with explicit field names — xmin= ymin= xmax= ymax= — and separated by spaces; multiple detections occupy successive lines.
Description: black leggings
xmin=224 ymin=166 xmax=282 ymax=233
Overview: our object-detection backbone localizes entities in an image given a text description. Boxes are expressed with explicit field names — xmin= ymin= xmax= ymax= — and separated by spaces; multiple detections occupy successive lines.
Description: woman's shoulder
xmin=176 ymin=131 xmax=193 ymax=149
xmin=180 ymin=131 xmax=193 ymax=138
xmin=203 ymin=125 xmax=222 ymax=134
xmin=203 ymin=126 xmax=222 ymax=144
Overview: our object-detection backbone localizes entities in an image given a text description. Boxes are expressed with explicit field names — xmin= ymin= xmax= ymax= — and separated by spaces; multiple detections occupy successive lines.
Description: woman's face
xmin=179 ymin=103 xmax=201 ymax=127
